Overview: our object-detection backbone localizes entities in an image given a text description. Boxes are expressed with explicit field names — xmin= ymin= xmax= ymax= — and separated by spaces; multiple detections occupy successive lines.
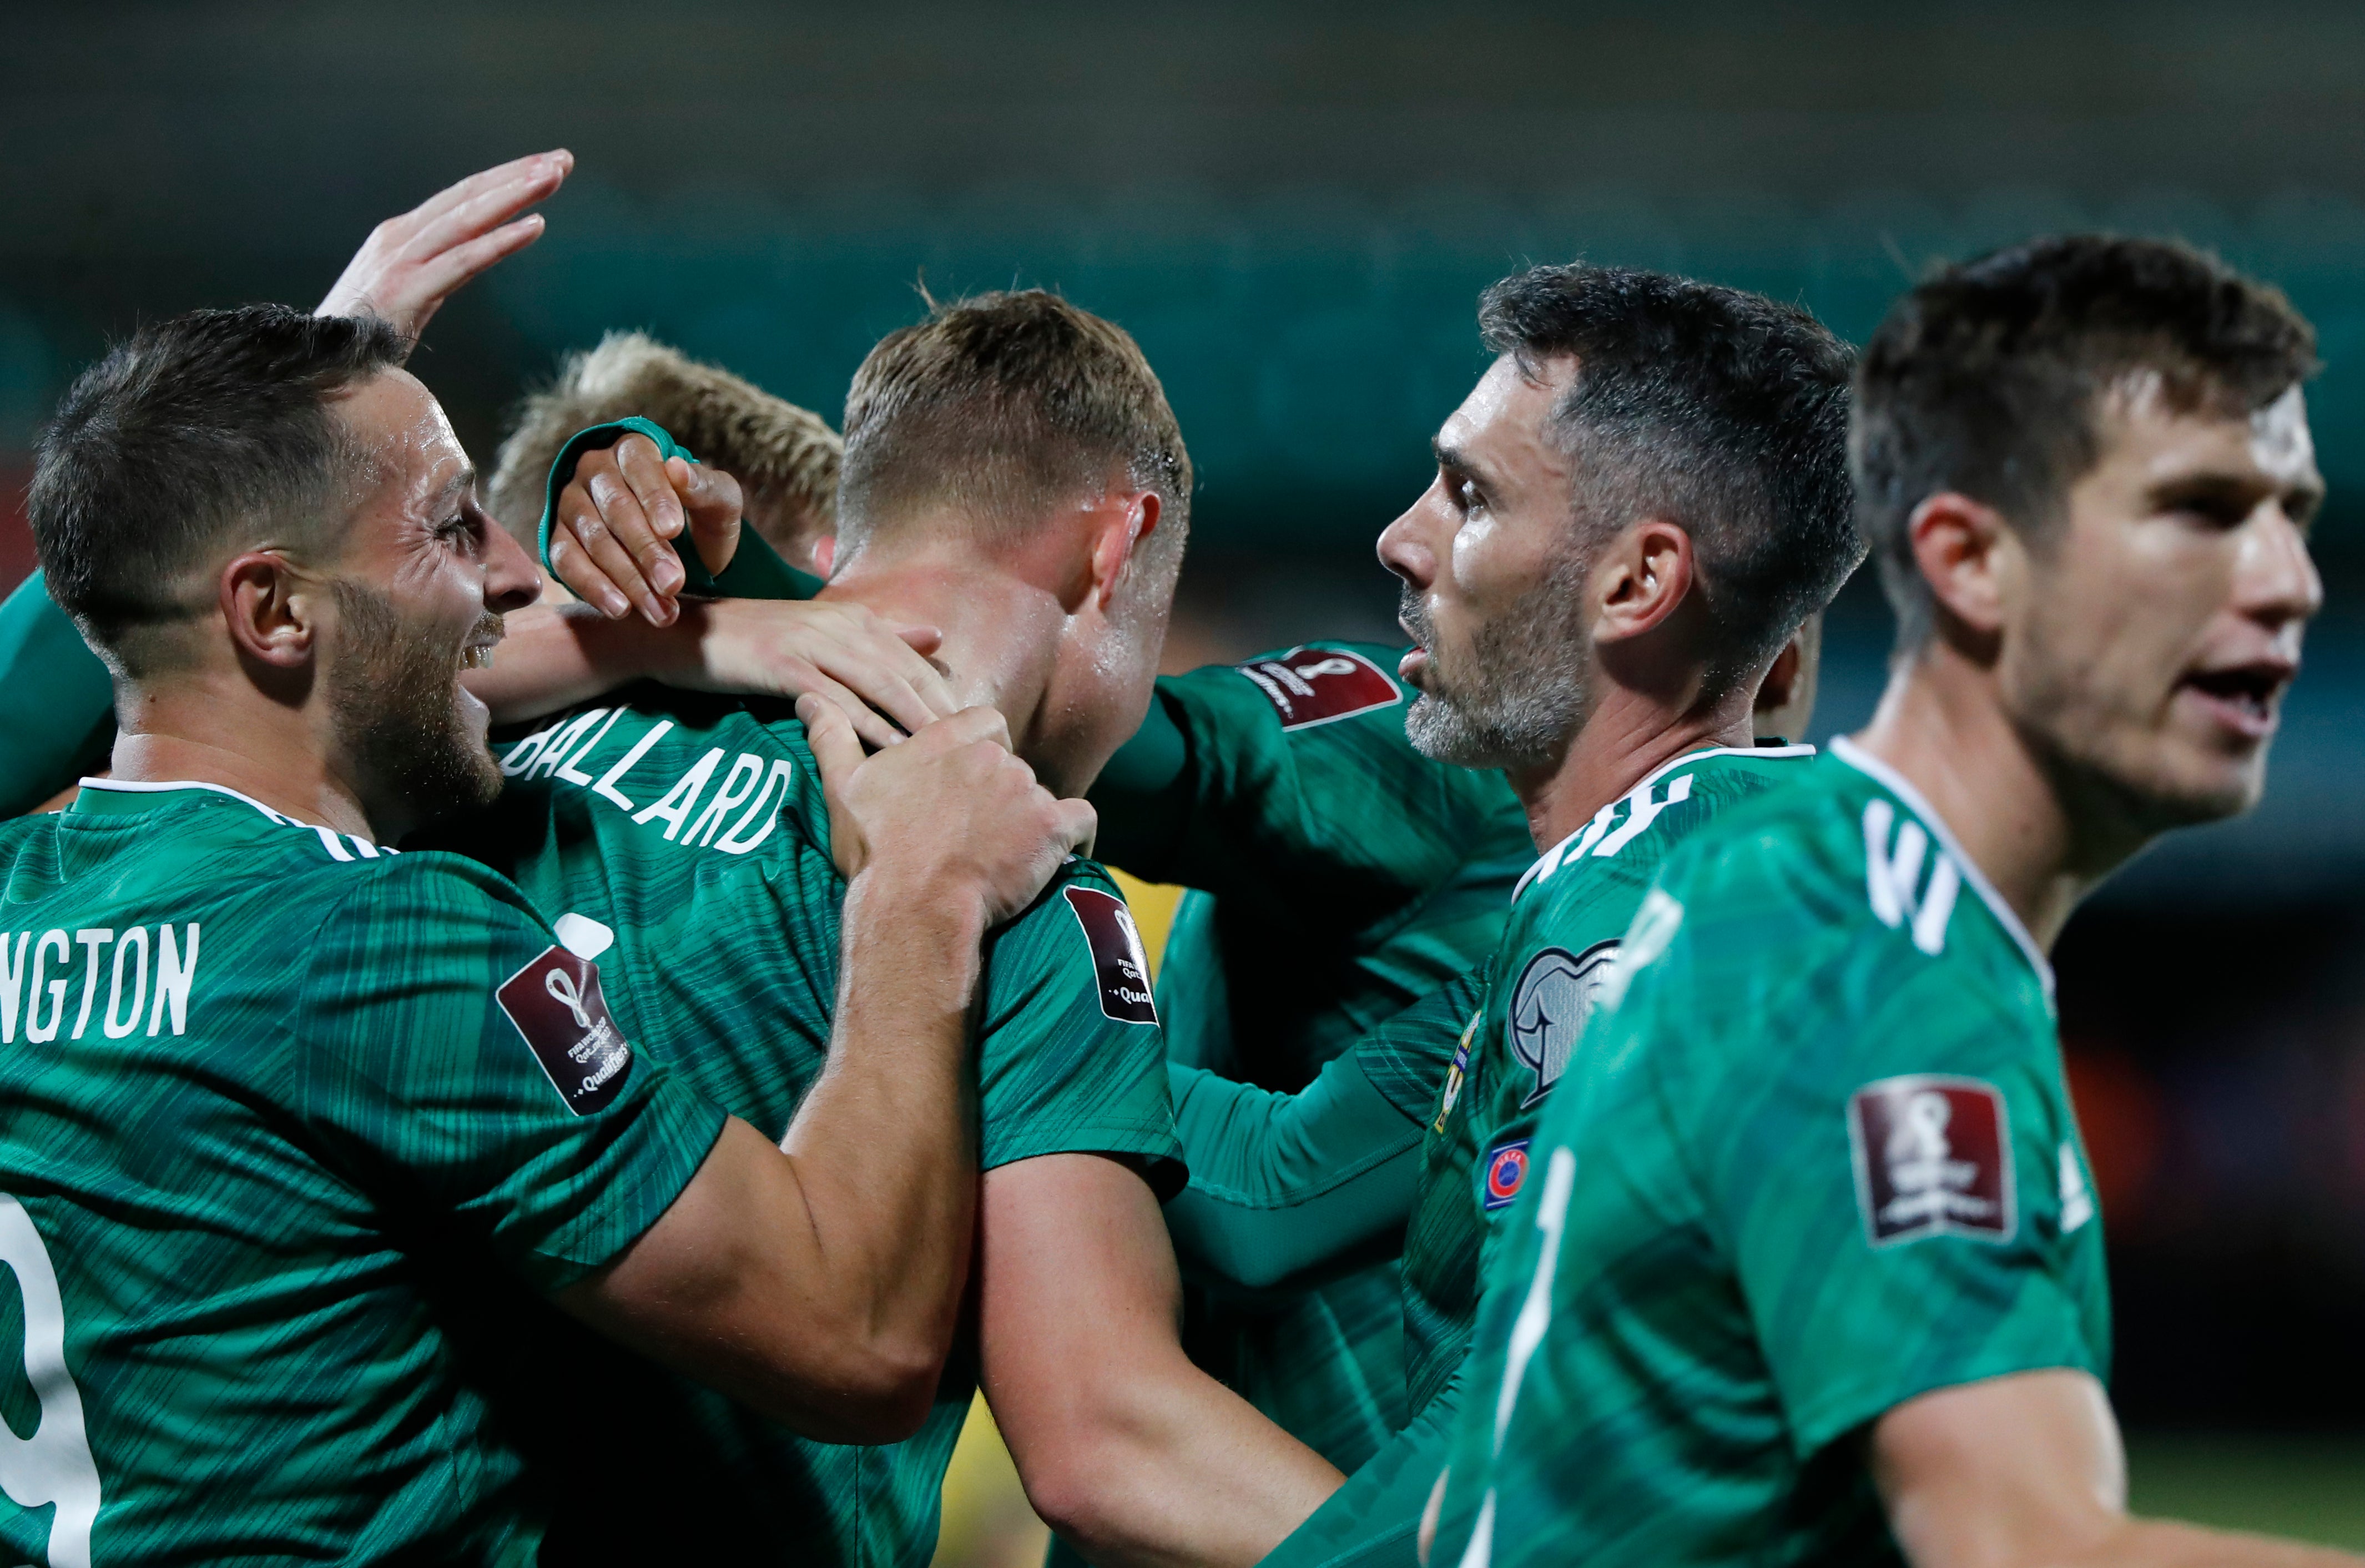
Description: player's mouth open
xmin=2177 ymin=661 xmax=2291 ymax=739
xmin=460 ymin=641 xmax=497 ymax=672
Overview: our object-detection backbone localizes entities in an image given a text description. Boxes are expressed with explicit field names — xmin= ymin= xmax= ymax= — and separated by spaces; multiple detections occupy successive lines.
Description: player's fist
xmin=801 ymin=699 xmax=1095 ymax=927
xmin=547 ymin=435 xmax=743 ymax=626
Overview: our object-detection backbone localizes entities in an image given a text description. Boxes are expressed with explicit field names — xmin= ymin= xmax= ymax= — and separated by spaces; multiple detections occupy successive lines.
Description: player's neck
xmin=1511 ymin=682 xmax=1756 ymax=854
xmin=816 ymin=554 xmax=1064 ymax=760
xmin=1852 ymin=646 xmax=2104 ymax=951
xmin=110 ymin=676 xmax=377 ymax=841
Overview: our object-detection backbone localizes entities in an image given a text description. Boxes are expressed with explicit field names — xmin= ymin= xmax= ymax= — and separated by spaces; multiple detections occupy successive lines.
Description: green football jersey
xmin=1092 ymin=641 xmax=1529 ymax=1474
xmin=422 ymin=683 xmax=1184 ymax=1568
xmin=1431 ymin=740 xmax=2110 ymax=1568
xmin=0 ymin=573 xmax=114 ymax=818
xmin=0 ymin=780 xmax=724 ymax=1567
xmin=1400 ymin=743 xmax=1816 ymax=1415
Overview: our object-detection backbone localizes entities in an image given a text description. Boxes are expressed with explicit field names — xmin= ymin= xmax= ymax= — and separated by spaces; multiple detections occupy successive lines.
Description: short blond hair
xmin=487 ymin=332 xmax=842 ymax=557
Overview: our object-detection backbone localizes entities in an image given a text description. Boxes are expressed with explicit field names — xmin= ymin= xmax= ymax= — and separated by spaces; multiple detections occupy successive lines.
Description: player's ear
xmin=1592 ymin=518 xmax=1695 ymax=644
xmin=1910 ymin=492 xmax=2013 ymax=647
xmin=220 ymin=551 xmax=320 ymax=672
xmin=1085 ymin=491 xmax=1159 ymax=613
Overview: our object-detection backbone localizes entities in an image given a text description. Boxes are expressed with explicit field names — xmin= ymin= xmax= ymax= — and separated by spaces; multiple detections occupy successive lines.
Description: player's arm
xmin=1162 ymin=1053 xmax=1421 ymax=1295
xmin=1874 ymin=1370 xmax=2362 ymax=1568
xmin=980 ymin=1152 xmax=1346 ymax=1568
xmin=558 ymin=704 xmax=1095 ymax=1441
xmin=487 ymin=431 xmax=958 ymax=745
xmin=1163 ymin=967 xmax=1478 ymax=1295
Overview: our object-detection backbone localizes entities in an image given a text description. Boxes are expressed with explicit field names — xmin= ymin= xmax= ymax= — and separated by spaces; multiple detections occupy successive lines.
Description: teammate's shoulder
xmin=1163 ymin=639 xmax=1411 ymax=736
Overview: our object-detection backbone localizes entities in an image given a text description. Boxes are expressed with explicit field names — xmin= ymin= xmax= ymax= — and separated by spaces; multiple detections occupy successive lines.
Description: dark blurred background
xmin=2 ymin=0 xmax=2359 ymax=1541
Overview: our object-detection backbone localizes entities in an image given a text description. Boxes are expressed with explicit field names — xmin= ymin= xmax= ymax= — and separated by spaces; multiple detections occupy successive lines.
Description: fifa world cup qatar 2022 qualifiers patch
xmin=498 ymin=946 xmax=636 ymax=1114
xmin=1234 ymin=646 xmax=1403 ymax=730
xmin=1847 ymin=1074 xmax=2015 ymax=1247
xmin=1064 ymin=887 xmax=1159 ymax=1025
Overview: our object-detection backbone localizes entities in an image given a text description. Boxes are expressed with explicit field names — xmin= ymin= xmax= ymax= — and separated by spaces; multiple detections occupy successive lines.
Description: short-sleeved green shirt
xmin=0 ymin=780 xmax=723 ymax=1567
xmin=1431 ymin=742 xmax=2109 ymax=1568
xmin=1401 ymin=744 xmax=1816 ymax=1415
xmin=1092 ymin=642 xmax=1529 ymax=1473
xmin=423 ymin=684 xmax=1184 ymax=1567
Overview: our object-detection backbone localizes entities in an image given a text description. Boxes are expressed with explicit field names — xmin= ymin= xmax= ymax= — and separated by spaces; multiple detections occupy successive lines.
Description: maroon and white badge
xmin=1064 ymin=887 xmax=1159 ymax=1025
xmin=1234 ymin=647 xmax=1403 ymax=731
xmin=1847 ymin=1074 xmax=2016 ymax=1247
xmin=497 ymin=945 xmax=636 ymax=1115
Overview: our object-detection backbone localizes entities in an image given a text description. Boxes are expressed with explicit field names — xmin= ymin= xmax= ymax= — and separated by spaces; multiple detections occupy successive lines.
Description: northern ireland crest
xmin=1507 ymin=940 xmax=1620 ymax=1108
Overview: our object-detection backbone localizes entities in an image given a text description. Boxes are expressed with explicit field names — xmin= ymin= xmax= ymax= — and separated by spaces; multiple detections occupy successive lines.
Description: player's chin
xmin=2115 ymin=737 xmax=2268 ymax=830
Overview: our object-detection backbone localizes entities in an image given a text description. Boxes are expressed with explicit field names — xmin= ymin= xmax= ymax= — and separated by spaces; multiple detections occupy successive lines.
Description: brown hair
xmin=487 ymin=331 xmax=842 ymax=560
xmin=837 ymin=289 xmax=1191 ymax=568
xmin=1853 ymin=235 xmax=2318 ymax=653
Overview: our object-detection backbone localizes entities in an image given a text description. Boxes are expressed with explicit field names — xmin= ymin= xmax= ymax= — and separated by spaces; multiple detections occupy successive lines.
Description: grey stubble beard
xmin=1399 ymin=543 xmax=1595 ymax=773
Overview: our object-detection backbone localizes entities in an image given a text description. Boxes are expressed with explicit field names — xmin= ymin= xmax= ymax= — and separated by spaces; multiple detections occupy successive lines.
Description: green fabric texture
xmin=0 ymin=783 xmax=723 ymax=1566
xmin=1255 ymin=1369 xmax=1464 ymax=1568
xmin=1400 ymin=744 xmax=1818 ymax=1415
xmin=1256 ymin=746 xmax=1822 ymax=1568
xmin=418 ymin=684 xmax=1183 ymax=1567
xmin=1163 ymin=964 xmax=1484 ymax=1297
xmin=537 ymin=417 xmax=824 ymax=600
xmin=0 ymin=571 xmax=115 ymax=815
xmin=1430 ymin=743 xmax=2110 ymax=1568
xmin=1091 ymin=641 xmax=1530 ymax=1480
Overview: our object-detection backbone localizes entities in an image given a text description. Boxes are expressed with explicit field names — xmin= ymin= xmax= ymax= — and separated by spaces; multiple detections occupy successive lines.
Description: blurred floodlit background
xmin=2 ymin=0 xmax=2361 ymax=1554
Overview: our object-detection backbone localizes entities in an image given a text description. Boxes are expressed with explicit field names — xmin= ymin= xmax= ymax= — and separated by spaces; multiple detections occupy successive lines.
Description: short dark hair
xmin=1852 ymin=235 xmax=2318 ymax=653
xmin=838 ymin=289 xmax=1191 ymax=571
xmin=1479 ymin=264 xmax=1860 ymax=695
xmin=31 ymin=304 xmax=409 ymax=674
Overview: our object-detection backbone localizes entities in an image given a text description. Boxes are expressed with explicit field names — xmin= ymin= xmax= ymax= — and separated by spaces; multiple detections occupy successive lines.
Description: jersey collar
xmin=1827 ymin=737 xmax=2056 ymax=1005
xmin=1512 ymin=741 xmax=1818 ymax=903
xmin=72 ymin=778 xmax=400 ymax=861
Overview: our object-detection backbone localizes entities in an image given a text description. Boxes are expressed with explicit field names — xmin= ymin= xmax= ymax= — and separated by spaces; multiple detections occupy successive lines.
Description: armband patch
xmin=1064 ymin=887 xmax=1159 ymax=1025
xmin=1234 ymin=646 xmax=1402 ymax=730
xmin=1848 ymin=1075 xmax=2015 ymax=1246
xmin=498 ymin=945 xmax=635 ymax=1115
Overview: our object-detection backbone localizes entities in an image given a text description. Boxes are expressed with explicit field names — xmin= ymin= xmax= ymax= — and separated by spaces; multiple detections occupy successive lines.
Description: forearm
xmin=464 ymin=601 xmax=695 ymax=723
xmin=1164 ymin=1053 xmax=1422 ymax=1295
xmin=2063 ymin=1522 xmax=2365 ymax=1568
xmin=1007 ymin=1345 xmax=1343 ymax=1568
xmin=774 ymin=870 xmax=987 ymax=1414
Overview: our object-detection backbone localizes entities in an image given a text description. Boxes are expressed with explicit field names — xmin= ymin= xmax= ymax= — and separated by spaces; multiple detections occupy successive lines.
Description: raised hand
xmin=317 ymin=150 xmax=573 ymax=346
xmin=548 ymin=434 xmax=739 ymax=625
xmin=799 ymin=699 xmax=1096 ymax=926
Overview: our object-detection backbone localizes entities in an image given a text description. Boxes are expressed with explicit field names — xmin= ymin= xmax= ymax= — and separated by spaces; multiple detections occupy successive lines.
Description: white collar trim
xmin=1512 ymin=742 xmax=1818 ymax=901
xmin=1827 ymin=737 xmax=2055 ymax=1003
xmin=78 ymin=777 xmax=297 ymax=824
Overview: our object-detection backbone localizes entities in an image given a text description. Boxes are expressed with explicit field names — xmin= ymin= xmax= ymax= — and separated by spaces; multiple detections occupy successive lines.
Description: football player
xmin=0 ymin=302 xmax=1087 ymax=1565
xmin=1428 ymin=237 xmax=2351 ymax=1567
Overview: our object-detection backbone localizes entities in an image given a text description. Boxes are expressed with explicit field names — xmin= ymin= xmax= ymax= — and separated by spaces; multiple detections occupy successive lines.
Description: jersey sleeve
xmin=970 ymin=863 xmax=1185 ymax=1192
xmin=0 ymin=572 xmax=115 ymax=816
xmin=1088 ymin=642 xmax=1506 ymax=909
xmin=1161 ymin=1052 xmax=1421 ymax=1297
xmin=294 ymin=853 xmax=729 ymax=1293
xmin=1255 ymin=1362 xmax=1468 ymax=1568
xmin=1643 ymin=833 xmax=2105 ymax=1461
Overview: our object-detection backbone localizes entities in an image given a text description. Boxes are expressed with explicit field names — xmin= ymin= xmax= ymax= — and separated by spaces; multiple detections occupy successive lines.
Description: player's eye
xmin=1455 ymin=477 xmax=1484 ymax=516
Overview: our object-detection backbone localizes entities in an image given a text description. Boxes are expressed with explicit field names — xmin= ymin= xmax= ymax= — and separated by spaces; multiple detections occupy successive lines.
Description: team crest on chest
xmin=1507 ymin=940 xmax=1620 ymax=1108
xmin=1847 ymin=1074 xmax=2016 ymax=1246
